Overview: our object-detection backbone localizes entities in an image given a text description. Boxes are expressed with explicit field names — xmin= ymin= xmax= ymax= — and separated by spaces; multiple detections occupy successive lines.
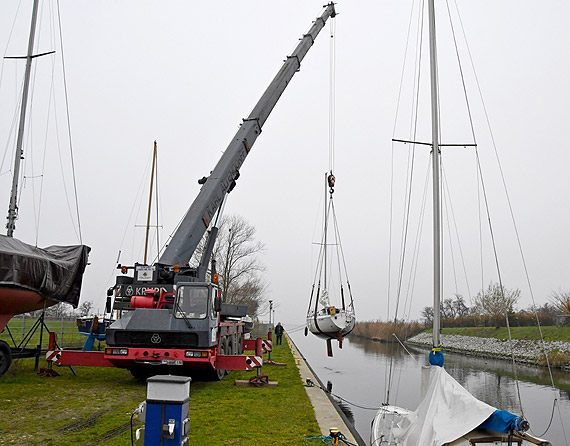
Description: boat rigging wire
xmin=56 ymin=0 xmax=83 ymax=244
xmin=0 ymin=1 xmax=24 ymax=177
xmin=392 ymin=333 xmax=420 ymax=366
xmin=385 ymin=0 xmax=425 ymax=407
xmin=446 ymin=1 xmax=566 ymax=439
xmin=441 ymin=161 xmax=472 ymax=299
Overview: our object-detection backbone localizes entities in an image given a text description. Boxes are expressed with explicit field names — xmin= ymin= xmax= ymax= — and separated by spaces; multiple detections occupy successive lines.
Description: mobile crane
xmin=47 ymin=3 xmax=337 ymax=380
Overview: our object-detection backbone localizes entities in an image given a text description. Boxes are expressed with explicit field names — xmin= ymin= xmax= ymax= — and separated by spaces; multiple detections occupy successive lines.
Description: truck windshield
xmin=176 ymin=286 xmax=208 ymax=319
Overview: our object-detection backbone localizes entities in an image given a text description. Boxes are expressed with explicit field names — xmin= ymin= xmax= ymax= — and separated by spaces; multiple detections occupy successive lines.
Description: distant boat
xmin=306 ymin=173 xmax=355 ymax=356
xmin=77 ymin=316 xmax=114 ymax=340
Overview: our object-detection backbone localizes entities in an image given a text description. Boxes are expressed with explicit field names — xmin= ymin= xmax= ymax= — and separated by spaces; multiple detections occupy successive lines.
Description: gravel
xmin=407 ymin=332 xmax=570 ymax=365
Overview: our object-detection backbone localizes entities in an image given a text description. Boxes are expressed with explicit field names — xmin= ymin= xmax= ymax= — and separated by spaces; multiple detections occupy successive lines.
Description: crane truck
xmin=46 ymin=3 xmax=337 ymax=380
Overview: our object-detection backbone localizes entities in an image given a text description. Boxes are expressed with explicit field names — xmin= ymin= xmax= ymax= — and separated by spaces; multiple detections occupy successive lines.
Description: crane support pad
xmin=216 ymin=354 xmax=262 ymax=371
xmin=243 ymin=339 xmax=272 ymax=353
xmin=46 ymin=350 xmax=116 ymax=367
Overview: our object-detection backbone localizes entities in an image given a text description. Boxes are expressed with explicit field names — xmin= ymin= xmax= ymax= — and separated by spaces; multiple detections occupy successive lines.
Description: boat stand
xmin=235 ymin=337 xmax=278 ymax=388
xmin=4 ymin=311 xmax=75 ymax=376
xmin=263 ymin=331 xmax=286 ymax=367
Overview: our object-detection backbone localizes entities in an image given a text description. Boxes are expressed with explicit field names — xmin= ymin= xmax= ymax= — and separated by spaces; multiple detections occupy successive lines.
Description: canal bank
xmin=406 ymin=332 xmax=570 ymax=368
xmin=287 ymin=333 xmax=364 ymax=446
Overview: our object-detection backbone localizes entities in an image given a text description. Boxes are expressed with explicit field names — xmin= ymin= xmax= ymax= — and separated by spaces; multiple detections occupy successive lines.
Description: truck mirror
xmin=214 ymin=296 xmax=222 ymax=313
xmin=106 ymin=295 xmax=113 ymax=314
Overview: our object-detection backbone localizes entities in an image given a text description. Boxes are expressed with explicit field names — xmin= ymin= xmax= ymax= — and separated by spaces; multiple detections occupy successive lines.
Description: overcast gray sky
xmin=1 ymin=1 xmax=569 ymax=323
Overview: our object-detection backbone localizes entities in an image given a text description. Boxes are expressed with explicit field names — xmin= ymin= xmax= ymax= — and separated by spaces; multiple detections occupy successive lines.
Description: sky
xmin=1 ymin=1 xmax=569 ymax=324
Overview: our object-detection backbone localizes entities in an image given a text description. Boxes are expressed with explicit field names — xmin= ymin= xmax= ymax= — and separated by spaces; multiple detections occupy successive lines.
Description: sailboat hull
xmin=0 ymin=287 xmax=58 ymax=331
xmin=306 ymin=308 xmax=355 ymax=339
xmin=0 ymin=236 xmax=90 ymax=332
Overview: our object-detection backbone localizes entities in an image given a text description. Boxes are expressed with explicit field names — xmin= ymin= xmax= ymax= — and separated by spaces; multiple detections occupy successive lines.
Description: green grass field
xmin=439 ymin=326 xmax=570 ymax=342
xmin=1 ymin=317 xmax=88 ymax=350
xmin=0 ymin=338 xmax=320 ymax=445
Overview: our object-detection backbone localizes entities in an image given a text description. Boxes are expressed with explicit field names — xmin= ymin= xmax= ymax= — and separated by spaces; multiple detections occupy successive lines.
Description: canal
xmin=288 ymin=328 xmax=570 ymax=445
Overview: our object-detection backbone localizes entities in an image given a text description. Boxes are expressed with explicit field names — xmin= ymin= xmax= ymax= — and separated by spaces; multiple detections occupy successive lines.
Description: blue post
xmin=82 ymin=335 xmax=96 ymax=352
xmin=143 ymin=375 xmax=191 ymax=446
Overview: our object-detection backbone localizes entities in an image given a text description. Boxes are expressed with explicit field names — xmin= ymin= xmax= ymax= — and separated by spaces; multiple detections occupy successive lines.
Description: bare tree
xmin=421 ymin=306 xmax=434 ymax=325
xmin=193 ymin=214 xmax=266 ymax=317
xmin=442 ymin=298 xmax=456 ymax=319
xmin=472 ymin=282 xmax=520 ymax=326
xmin=78 ymin=300 xmax=94 ymax=317
xmin=45 ymin=302 xmax=73 ymax=318
xmin=452 ymin=294 xmax=470 ymax=317
xmin=549 ymin=289 xmax=570 ymax=314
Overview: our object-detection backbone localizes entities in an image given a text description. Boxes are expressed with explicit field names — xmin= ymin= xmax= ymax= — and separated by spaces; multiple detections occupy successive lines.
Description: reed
xmin=351 ymin=320 xmax=424 ymax=342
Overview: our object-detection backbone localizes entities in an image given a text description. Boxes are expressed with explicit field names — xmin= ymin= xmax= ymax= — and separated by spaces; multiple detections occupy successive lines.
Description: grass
xmin=439 ymin=326 xmax=570 ymax=342
xmin=0 ymin=337 xmax=321 ymax=445
xmin=1 ymin=317 xmax=87 ymax=350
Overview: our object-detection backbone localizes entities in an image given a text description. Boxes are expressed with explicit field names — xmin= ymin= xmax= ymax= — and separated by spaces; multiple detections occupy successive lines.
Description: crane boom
xmin=158 ymin=3 xmax=336 ymax=266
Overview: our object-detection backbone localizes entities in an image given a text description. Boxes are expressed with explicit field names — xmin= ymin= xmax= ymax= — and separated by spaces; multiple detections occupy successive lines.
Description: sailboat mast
xmin=428 ymin=0 xmax=442 ymax=349
xmin=144 ymin=141 xmax=158 ymax=265
xmin=6 ymin=0 xmax=40 ymax=237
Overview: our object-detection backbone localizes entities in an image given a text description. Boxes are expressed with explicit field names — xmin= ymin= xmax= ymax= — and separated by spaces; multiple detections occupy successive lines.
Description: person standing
xmin=274 ymin=322 xmax=284 ymax=345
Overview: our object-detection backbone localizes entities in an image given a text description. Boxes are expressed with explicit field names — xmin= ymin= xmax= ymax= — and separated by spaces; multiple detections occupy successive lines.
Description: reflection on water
xmin=290 ymin=331 xmax=570 ymax=446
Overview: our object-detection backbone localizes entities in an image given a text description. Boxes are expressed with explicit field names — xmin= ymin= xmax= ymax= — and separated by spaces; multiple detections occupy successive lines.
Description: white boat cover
xmin=0 ymin=235 xmax=90 ymax=307
xmin=394 ymin=365 xmax=496 ymax=446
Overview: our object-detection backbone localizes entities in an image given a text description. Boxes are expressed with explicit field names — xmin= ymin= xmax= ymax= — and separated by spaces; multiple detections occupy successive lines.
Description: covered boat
xmin=0 ymin=235 xmax=90 ymax=332
xmin=372 ymin=366 xmax=549 ymax=446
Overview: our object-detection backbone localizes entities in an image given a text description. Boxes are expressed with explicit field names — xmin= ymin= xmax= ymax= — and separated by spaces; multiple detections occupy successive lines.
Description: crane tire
xmin=212 ymin=337 xmax=226 ymax=381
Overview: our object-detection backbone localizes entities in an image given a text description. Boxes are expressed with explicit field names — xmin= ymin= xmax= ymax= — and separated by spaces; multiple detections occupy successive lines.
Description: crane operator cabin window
xmin=176 ymin=286 xmax=208 ymax=319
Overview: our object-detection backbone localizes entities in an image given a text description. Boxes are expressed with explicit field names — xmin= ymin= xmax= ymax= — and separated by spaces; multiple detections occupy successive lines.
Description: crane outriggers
xmin=46 ymin=3 xmax=337 ymax=380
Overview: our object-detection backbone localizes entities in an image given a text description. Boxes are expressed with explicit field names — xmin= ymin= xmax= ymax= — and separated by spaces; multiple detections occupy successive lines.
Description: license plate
xmin=161 ymin=359 xmax=183 ymax=365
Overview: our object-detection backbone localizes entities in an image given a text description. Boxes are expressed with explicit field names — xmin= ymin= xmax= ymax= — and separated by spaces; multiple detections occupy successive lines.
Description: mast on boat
xmin=6 ymin=0 xmax=40 ymax=237
xmin=428 ymin=0 xmax=443 ymax=357
xmin=144 ymin=141 xmax=158 ymax=265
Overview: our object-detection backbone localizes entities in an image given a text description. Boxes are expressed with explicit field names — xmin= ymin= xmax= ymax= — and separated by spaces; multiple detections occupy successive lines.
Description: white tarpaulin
xmin=394 ymin=365 xmax=496 ymax=446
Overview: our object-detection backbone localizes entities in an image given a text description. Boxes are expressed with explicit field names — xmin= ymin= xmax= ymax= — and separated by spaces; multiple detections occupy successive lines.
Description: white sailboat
xmin=370 ymin=1 xmax=549 ymax=445
xmin=306 ymin=173 xmax=355 ymax=356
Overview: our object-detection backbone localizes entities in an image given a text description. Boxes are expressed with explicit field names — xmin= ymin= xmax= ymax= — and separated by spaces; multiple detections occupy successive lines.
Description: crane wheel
xmin=212 ymin=337 xmax=226 ymax=381
xmin=0 ymin=340 xmax=12 ymax=376
xmin=225 ymin=337 xmax=233 ymax=376
xmin=237 ymin=334 xmax=244 ymax=355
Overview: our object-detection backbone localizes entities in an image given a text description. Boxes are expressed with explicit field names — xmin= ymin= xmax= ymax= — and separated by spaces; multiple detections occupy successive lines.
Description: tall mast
xmin=144 ymin=141 xmax=158 ymax=265
xmin=6 ymin=0 xmax=40 ymax=237
xmin=428 ymin=0 xmax=442 ymax=349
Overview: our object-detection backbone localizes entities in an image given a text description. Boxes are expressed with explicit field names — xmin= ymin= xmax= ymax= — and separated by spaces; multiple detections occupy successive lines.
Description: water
xmin=288 ymin=329 xmax=570 ymax=445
